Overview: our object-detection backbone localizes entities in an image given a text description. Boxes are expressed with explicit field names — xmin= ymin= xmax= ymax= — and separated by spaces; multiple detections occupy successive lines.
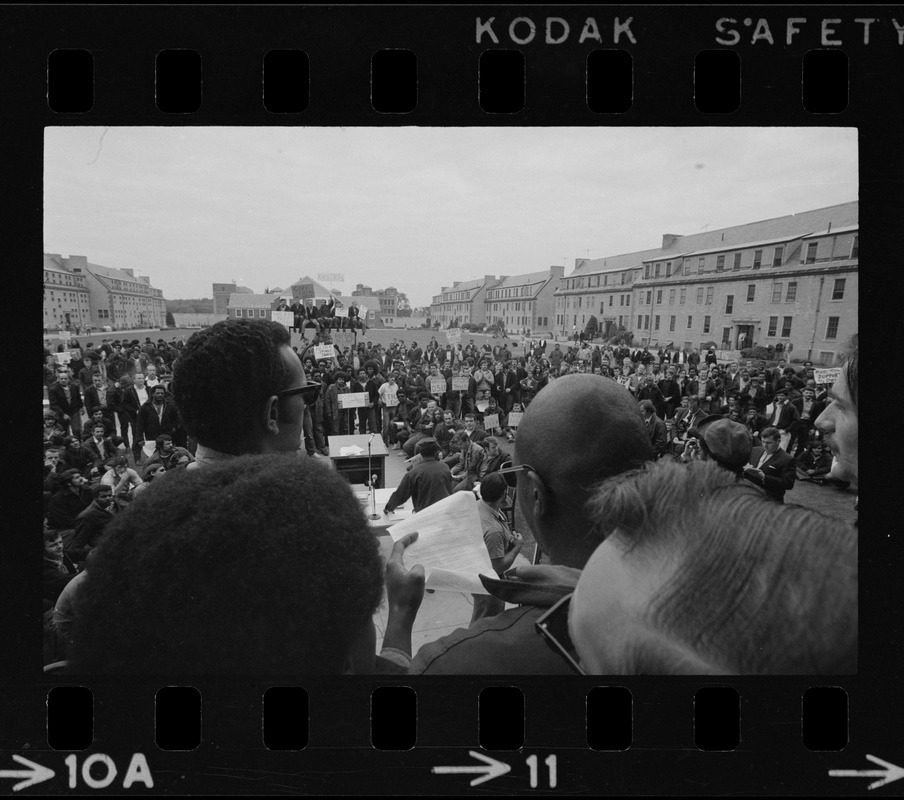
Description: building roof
xmin=84 ymin=261 xmax=154 ymax=286
xmin=437 ymin=277 xmax=490 ymax=297
xmin=228 ymin=293 xmax=275 ymax=307
xmin=492 ymin=269 xmax=558 ymax=289
xmin=571 ymin=201 xmax=858 ymax=277
xmin=291 ymin=275 xmax=334 ymax=296
xmin=802 ymin=224 xmax=858 ymax=239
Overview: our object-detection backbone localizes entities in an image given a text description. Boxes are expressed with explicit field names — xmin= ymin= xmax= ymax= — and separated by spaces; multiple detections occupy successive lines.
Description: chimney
xmin=550 ymin=265 xmax=565 ymax=277
xmin=121 ymin=268 xmax=135 ymax=277
xmin=661 ymin=233 xmax=681 ymax=249
xmin=65 ymin=255 xmax=88 ymax=273
xmin=484 ymin=275 xmax=496 ymax=285
xmin=452 ymin=281 xmax=460 ymax=288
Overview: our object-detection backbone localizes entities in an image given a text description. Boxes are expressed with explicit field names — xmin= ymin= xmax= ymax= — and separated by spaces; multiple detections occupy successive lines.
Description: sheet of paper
xmin=339 ymin=392 xmax=368 ymax=409
xmin=482 ymin=413 xmax=499 ymax=431
xmin=387 ymin=492 xmax=493 ymax=594
xmin=313 ymin=345 xmax=335 ymax=360
xmin=508 ymin=411 xmax=523 ymax=427
xmin=451 ymin=377 xmax=470 ymax=392
xmin=271 ymin=310 xmax=294 ymax=329
xmin=339 ymin=445 xmax=365 ymax=456
xmin=429 ymin=377 xmax=446 ymax=395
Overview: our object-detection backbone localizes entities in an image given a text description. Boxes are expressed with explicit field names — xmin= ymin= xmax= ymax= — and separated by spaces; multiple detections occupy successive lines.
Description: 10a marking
xmin=525 ymin=754 xmax=557 ymax=788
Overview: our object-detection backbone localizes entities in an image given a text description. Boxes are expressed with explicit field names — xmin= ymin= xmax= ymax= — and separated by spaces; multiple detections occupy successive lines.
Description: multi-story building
xmin=430 ymin=276 xmax=501 ymax=328
xmin=554 ymin=202 xmax=858 ymax=363
xmin=44 ymin=254 xmax=93 ymax=332
xmin=352 ymin=283 xmax=400 ymax=326
xmin=213 ymin=282 xmax=252 ymax=314
xmin=484 ymin=266 xmax=564 ymax=334
xmin=44 ymin=253 xmax=167 ymax=331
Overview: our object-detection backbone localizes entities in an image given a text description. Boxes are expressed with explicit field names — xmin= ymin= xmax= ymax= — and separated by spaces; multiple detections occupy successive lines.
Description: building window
xmin=637 ymin=315 xmax=643 ymax=329
xmin=654 ymin=315 xmax=660 ymax=330
xmin=669 ymin=315 xmax=676 ymax=332
xmin=716 ymin=255 xmax=725 ymax=271
xmin=654 ymin=263 xmax=661 ymax=278
xmin=753 ymin=250 xmax=762 ymax=269
xmin=669 ymin=289 xmax=676 ymax=304
xmin=832 ymin=278 xmax=846 ymax=300
xmin=687 ymin=315 xmax=693 ymax=329
xmin=786 ymin=282 xmax=797 ymax=302
xmin=698 ymin=257 xmax=705 ymax=273
xmin=705 ymin=287 xmax=713 ymax=305
xmin=851 ymin=234 xmax=859 ymax=259
xmin=781 ymin=316 xmax=792 ymax=337
xmin=772 ymin=283 xmax=783 ymax=303
xmin=746 ymin=284 xmax=756 ymax=302
xmin=656 ymin=289 xmax=662 ymax=304
xmin=260 ymin=309 xmax=267 ymax=318
xmin=725 ymin=295 xmax=734 ymax=314
xmin=680 ymin=288 xmax=686 ymax=305
xmin=722 ymin=327 xmax=731 ymax=345
xmin=609 ymin=296 xmax=613 ymax=306
xmin=733 ymin=253 xmax=742 ymax=270
xmin=703 ymin=316 xmax=711 ymax=334
xmin=696 ymin=287 xmax=704 ymax=304
xmin=806 ymin=242 xmax=818 ymax=263
xmin=768 ymin=316 xmax=777 ymax=336
xmin=825 ymin=316 xmax=840 ymax=339
xmin=235 ymin=309 xmax=243 ymax=318
xmin=626 ymin=295 xmax=631 ymax=306
xmin=773 ymin=246 xmax=784 ymax=266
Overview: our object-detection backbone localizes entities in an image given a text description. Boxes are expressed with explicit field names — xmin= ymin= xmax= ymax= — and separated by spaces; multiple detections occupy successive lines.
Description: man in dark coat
xmin=48 ymin=372 xmax=84 ymax=436
xmin=68 ymin=484 xmax=118 ymax=563
xmin=136 ymin=384 xmax=181 ymax=457
xmin=743 ymin=426 xmax=796 ymax=502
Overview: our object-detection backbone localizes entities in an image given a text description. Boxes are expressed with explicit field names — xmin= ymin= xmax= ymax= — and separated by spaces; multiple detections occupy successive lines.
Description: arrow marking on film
xmin=829 ymin=754 xmax=904 ymax=790
xmin=0 ymin=755 xmax=56 ymax=792
xmin=433 ymin=751 xmax=511 ymax=787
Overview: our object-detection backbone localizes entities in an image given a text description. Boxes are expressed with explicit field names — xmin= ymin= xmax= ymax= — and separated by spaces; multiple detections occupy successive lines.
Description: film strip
xmin=7 ymin=4 xmax=901 ymax=795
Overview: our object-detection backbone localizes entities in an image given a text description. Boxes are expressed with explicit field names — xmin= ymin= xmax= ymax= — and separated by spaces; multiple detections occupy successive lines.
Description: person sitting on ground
xmin=44 ymin=524 xmax=78 ymax=605
xmin=564 ymin=459 xmax=857 ymax=675
xmin=478 ymin=436 xmax=506 ymax=479
xmin=384 ymin=438 xmax=454 ymax=515
xmin=172 ymin=318 xmax=320 ymax=466
xmin=742 ymin=426 xmax=796 ymax=503
xmin=68 ymin=483 xmax=118 ymax=564
xmin=795 ymin=438 xmax=834 ymax=483
xmin=140 ymin=434 xmax=194 ymax=476
xmin=409 ymin=373 xmax=653 ymax=675
xmin=99 ymin=456 xmax=144 ymax=505
xmin=46 ymin=469 xmax=93 ymax=531
xmin=67 ymin=454 xmax=425 ymax=675
xmin=449 ymin=430 xmax=486 ymax=493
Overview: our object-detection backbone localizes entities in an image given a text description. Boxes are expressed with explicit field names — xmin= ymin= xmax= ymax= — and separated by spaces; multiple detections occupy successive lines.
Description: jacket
xmin=744 ymin=446 xmax=796 ymax=502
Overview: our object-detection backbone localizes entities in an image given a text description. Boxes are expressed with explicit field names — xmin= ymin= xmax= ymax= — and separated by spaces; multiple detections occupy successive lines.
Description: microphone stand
xmin=367 ymin=434 xmax=381 ymax=520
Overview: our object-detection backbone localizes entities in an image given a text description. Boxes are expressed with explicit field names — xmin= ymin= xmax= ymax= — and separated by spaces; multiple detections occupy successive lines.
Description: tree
xmin=396 ymin=291 xmax=411 ymax=316
xmin=488 ymin=318 xmax=507 ymax=337
xmin=165 ymin=311 xmax=176 ymax=327
xmin=584 ymin=315 xmax=599 ymax=339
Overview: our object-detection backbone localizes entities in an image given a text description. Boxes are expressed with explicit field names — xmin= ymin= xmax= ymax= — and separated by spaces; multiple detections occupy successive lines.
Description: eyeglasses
xmin=276 ymin=381 xmax=322 ymax=405
xmin=496 ymin=460 xmax=539 ymax=489
xmin=535 ymin=592 xmax=585 ymax=676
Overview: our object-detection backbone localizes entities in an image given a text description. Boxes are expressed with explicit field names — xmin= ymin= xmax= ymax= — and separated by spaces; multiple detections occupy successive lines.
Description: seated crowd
xmin=42 ymin=320 xmax=858 ymax=676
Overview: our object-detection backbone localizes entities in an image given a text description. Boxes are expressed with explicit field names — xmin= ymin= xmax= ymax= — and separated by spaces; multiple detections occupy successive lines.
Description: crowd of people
xmin=42 ymin=318 xmax=858 ymax=675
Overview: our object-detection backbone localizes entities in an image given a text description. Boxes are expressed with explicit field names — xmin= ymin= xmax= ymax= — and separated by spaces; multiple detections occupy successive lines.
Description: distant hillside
xmin=166 ymin=298 xmax=214 ymax=314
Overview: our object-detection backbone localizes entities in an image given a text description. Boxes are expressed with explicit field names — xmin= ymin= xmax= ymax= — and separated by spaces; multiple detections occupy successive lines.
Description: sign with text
xmin=54 ymin=351 xmax=72 ymax=365
xmin=317 ymin=272 xmax=344 ymax=283
xmin=446 ymin=328 xmax=462 ymax=345
xmin=339 ymin=392 xmax=368 ymax=409
xmin=429 ymin=377 xmax=446 ymax=395
xmin=271 ymin=311 xmax=294 ymax=329
xmin=451 ymin=376 xmax=471 ymax=392
xmin=482 ymin=413 xmax=499 ymax=431
xmin=313 ymin=345 xmax=336 ymax=360
xmin=814 ymin=367 xmax=842 ymax=386
xmin=357 ymin=304 xmax=369 ymax=319
xmin=332 ymin=330 xmax=356 ymax=351
xmin=508 ymin=411 xmax=524 ymax=427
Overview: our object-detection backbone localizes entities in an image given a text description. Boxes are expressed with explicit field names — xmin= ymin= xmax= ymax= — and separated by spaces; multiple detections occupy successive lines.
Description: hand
xmin=385 ymin=532 xmax=425 ymax=619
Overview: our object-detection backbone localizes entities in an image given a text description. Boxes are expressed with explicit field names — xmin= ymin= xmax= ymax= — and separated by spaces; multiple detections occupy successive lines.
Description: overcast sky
xmin=44 ymin=127 xmax=857 ymax=308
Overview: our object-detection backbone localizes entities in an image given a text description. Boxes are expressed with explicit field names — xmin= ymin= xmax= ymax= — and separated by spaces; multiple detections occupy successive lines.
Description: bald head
xmin=513 ymin=374 xmax=653 ymax=566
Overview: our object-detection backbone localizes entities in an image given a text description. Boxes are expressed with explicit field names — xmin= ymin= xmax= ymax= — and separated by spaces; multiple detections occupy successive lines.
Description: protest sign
xmin=482 ymin=413 xmax=499 ymax=431
xmin=54 ymin=352 xmax=72 ymax=365
xmin=451 ymin=376 xmax=470 ymax=392
xmin=271 ymin=311 xmax=294 ymax=329
xmin=387 ymin=492 xmax=492 ymax=594
xmin=339 ymin=392 xmax=368 ymax=409
xmin=476 ymin=400 xmax=489 ymax=413
xmin=429 ymin=377 xmax=446 ymax=395
xmin=357 ymin=304 xmax=369 ymax=319
xmin=814 ymin=367 xmax=842 ymax=385
xmin=332 ymin=330 xmax=355 ymax=350
xmin=313 ymin=345 xmax=335 ymax=360
xmin=446 ymin=328 xmax=462 ymax=345
xmin=317 ymin=272 xmax=344 ymax=283
xmin=508 ymin=411 xmax=524 ymax=427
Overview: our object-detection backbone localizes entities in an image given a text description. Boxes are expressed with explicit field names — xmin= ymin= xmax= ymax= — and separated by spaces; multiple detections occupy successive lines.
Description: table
xmin=353 ymin=487 xmax=413 ymax=535
xmin=328 ymin=435 xmax=388 ymax=488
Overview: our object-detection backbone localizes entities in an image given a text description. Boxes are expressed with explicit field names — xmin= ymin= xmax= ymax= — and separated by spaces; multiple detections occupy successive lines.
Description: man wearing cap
xmin=171 ymin=318 xmax=319 ymax=466
xmin=743 ymin=426 xmax=796 ymax=502
xmin=409 ymin=374 xmax=653 ymax=675
xmin=383 ymin=438 xmax=453 ymax=515
xmin=683 ymin=415 xmax=752 ymax=476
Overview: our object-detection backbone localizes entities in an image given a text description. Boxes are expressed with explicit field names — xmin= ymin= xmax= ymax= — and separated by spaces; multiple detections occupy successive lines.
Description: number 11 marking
xmin=525 ymin=754 xmax=557 ymax=788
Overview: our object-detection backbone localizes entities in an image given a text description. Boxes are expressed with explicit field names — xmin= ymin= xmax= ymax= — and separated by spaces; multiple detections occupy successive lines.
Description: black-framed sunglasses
xmin=277 ymin=381 xmax=322 ymax=405
xmin=535 ymin=592 xmax=585 ymax=676
xmin=496 ymin=459 xmax=538 ymax=489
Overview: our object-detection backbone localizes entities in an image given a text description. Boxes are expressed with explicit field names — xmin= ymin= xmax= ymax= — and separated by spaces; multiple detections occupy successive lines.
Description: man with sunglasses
xmin=409 ymin=374 xmax=653 ymax=674
xmin=172 ymin=318 xmax=320 ymax=467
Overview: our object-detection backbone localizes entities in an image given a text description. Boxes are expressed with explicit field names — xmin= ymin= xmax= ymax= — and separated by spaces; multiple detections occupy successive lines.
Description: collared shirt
xmin=189 ymin=444 xmax=236 ymax=470
xmin=757 ymin=448 xmax=774 ymax=469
